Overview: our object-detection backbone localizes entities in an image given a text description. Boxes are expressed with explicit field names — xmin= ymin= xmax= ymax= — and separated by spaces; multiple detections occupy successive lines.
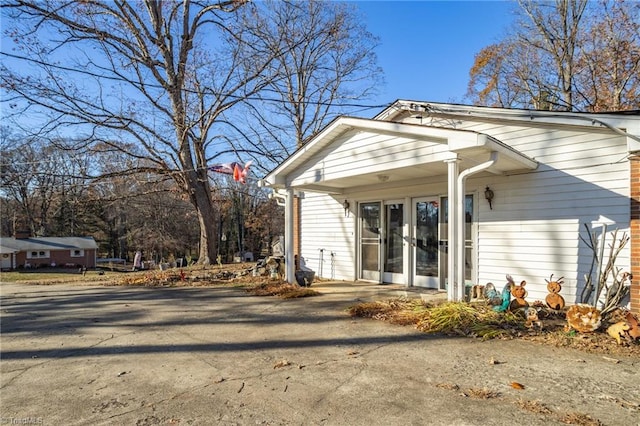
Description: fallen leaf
xmin=510 ymin=382 xmax=525 ymax=390
xmin=273 ymin=359 xmax=291 ymax=369
xmin=602 ymin=356 xmax=620 ymax=364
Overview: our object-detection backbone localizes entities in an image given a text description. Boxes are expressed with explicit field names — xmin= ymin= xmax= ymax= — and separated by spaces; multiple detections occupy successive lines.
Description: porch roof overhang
xmin=0 ymin=245 xmax=18 ymax=254
xmin=262 ymin=116 xmax=538 ymax=194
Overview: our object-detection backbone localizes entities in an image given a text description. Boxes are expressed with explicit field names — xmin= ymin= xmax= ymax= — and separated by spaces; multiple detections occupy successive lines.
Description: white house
xmin=261 ymin=101 xmax=640 ymax=313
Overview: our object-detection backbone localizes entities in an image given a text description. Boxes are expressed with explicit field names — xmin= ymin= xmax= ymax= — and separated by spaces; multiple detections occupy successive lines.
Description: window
xmin=26 ymin=250 xmax=50 ymax=259
xmin=71 ymin=249 xmax=84 ymax=257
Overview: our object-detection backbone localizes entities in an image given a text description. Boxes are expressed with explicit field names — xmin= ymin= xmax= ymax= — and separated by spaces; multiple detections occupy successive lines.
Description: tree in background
xmin=237 ymin=0 xmax=382 ymax=159
xmin=0 ymin=134 xmax=93 ymax=236
xmin=1 ymin=1 xmax=381 ymax=265
xmin=1 ymin=0 xmax=277 ymax=265
xmin=467 ymin=0 xmax=640 ymax=111
xmin=576 ymin=0 xmax=640 ymax=111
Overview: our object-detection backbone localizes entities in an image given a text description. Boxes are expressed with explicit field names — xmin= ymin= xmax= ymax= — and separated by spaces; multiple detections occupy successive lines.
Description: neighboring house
xmin=261 ymin=100 xmax=640 ymax=313
xmin=0 ymin=234 xmax=98 ymax=270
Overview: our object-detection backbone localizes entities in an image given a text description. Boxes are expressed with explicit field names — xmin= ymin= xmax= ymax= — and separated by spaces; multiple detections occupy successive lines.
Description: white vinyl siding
xmin=454 ymin=122 xmax=629 ymax=305
xmin=290 ymin=130 xmax=450 ymax=186
xmin=299 ymin=193 xmax=355 ymax=280
xmin=296 ymin=112 xmax=631 ymax=307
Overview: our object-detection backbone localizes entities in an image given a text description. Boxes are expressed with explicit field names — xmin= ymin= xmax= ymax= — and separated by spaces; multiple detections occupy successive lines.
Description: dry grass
xmin=0 ymin=269 xmax=113 ymax=285
xmin=435 ymin=382 xmax=460 ymax=391
xmin=560 ymin=412 xmax=603 ymax=426
xmin=347 ymin=299 xmax=640 ymax=356
xmin=348 ymin=300 xmax=523 ymax=340
xmin=435 ymin=383 xmax=500 ymax=399
xmin=464 ymin=387 xmax=501 ymax=399
xmin=514 ymin=399 xmax=552 ymax=414
xmin=245 ymin=282 xmax=320 ymax=298
xmin=346 ymin=299 xmax=432 ymax=325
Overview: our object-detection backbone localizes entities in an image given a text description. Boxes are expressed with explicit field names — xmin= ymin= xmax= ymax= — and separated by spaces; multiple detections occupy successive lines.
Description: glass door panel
xmin=413 ymin=198 xmax=439 ymax=288
xmin=359 ymin=202 xmax=381 ymax=281
xmin=439 ymin=195 xmax=474 ymax=290
xmin=383 ymin=203 xmax=404 ymax=283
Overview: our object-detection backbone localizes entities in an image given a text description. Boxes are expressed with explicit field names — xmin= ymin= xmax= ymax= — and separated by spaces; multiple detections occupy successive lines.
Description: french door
xmin=359 ymin=202 xmax=381 ymax=281
xmin=383 ymin=202 xmax=404 ymax=283
xmin=359 ymin=196 xmax=473 ymax=288
xmin=359 ymin=201 xmax=405 ymax=283
xmin=412 ymin=198 xmax=441 ymax=288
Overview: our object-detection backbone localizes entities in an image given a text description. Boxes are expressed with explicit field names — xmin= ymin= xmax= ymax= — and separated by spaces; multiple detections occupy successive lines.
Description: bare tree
xmin=467 ymin=40 xmax=553 ymax=109
xmin=1 ymin=0 xmax=278 ymax=264
xmin=235 ymin=0 xmax=382 ymax=163
xmin=1 ymin=1 xmax=381 ymax=263
xmin=575 ymin=0 xmax=640 ymax=111
xmin=1 ymin=138 xmax=62 ymax=235
xmin=517 ymin=0 xmax=588 ymax=110
xmin=466 ymin=0 xmax=640 ymax=111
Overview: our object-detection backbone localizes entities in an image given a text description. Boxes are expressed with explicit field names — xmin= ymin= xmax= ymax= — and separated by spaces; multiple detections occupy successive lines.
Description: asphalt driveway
xmin=1 ymin=281 xmax=638 ymax=425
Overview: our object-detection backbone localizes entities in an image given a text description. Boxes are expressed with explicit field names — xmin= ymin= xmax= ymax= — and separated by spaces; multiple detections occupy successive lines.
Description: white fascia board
xmin=0 ymin=245 xmax=18 ymax=254
xmin=262 ymin=116 xmax=455 ymax=188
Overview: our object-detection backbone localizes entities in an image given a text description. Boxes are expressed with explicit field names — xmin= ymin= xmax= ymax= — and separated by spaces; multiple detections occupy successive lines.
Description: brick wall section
xmin=630 ymin=156 xmax=640 ymax=314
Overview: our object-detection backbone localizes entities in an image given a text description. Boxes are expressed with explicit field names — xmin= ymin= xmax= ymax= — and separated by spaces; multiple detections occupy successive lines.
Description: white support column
xmin=284 ymin=188 xmax=295 ymax=284
xmin=445 ymin=157 xmax=460 ymax=302
xmin=404 ymin=196 xmax=412 ymax=288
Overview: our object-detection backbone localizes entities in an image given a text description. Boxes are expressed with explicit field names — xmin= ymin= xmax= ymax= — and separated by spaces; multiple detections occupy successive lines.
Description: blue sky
xmin=355 ymin=1 xmax=519 ymax=106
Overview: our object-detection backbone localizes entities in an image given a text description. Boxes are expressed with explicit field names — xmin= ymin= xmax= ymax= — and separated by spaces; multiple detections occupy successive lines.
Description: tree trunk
xmin=188 ymin=169 xmax=218 ymax=266
xmin=192 ymin=180 xmax=218 ymax=265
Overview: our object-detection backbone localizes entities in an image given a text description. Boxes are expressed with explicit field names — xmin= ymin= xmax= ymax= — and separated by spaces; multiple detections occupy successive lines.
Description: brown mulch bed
xmin=347 ymin=299 xmax=640 ymax=357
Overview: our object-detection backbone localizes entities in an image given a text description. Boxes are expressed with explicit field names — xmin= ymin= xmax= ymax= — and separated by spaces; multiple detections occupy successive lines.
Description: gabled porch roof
xmin=263 ymin=116 xmax=537 ymax=193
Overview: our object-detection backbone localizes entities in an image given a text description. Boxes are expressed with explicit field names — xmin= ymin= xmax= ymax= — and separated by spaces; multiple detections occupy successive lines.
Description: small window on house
xmin=71 ymin=249 xmax=84 ymax=257
xmin=39 ymin=251 xmax=45 ymax=256
xmin=31 ymin=251 xmax=38 ymax=257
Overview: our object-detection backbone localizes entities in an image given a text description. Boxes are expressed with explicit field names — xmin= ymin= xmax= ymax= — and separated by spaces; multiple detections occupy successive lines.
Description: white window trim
xmin=26 ymin=250 xmax=50 ymax=259
xmin=70 ymin=249 xmax=85 ymax=257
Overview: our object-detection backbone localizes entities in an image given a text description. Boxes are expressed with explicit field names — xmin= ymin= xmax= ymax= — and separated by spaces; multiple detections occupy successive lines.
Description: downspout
xmin=456 ymin=151 xmax=498 ymax=301
xmin=284 ymin=188 xmax=295 ymax=284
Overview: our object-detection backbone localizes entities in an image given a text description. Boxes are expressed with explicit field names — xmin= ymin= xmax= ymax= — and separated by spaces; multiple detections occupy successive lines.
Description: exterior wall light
xmin=343 ymin=199 xmax=350 ymax=217
xmin=485 ymin=186 xmax=494 ymax=210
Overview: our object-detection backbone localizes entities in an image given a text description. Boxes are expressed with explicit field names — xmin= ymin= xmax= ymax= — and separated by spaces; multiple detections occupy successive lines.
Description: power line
xmin=1 ymin=51 xmax=393 ymax=110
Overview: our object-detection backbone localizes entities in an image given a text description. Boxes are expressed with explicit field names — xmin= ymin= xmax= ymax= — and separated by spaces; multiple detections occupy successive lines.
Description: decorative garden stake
xmin=545 ymin=274 xmax=565 ymax=310
xmin=483 ymin=283 xmax=502 ymax=306
xmin=607 ymin=321 xmax=631 ymax=345
xmin=524 ymin=307 xmax=543 ymax=330
xmin=493 ymin=276 xmax=514 ymax=312
xmin=565 ymin=304 xmax=602 ymax=333
xmin=509 ymin=279 xmax=528 ymax=311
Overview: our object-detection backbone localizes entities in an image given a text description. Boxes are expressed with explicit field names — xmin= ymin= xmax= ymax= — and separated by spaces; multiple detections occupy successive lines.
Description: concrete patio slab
xmin=1 ymin=281 xmax=638 ymax=425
